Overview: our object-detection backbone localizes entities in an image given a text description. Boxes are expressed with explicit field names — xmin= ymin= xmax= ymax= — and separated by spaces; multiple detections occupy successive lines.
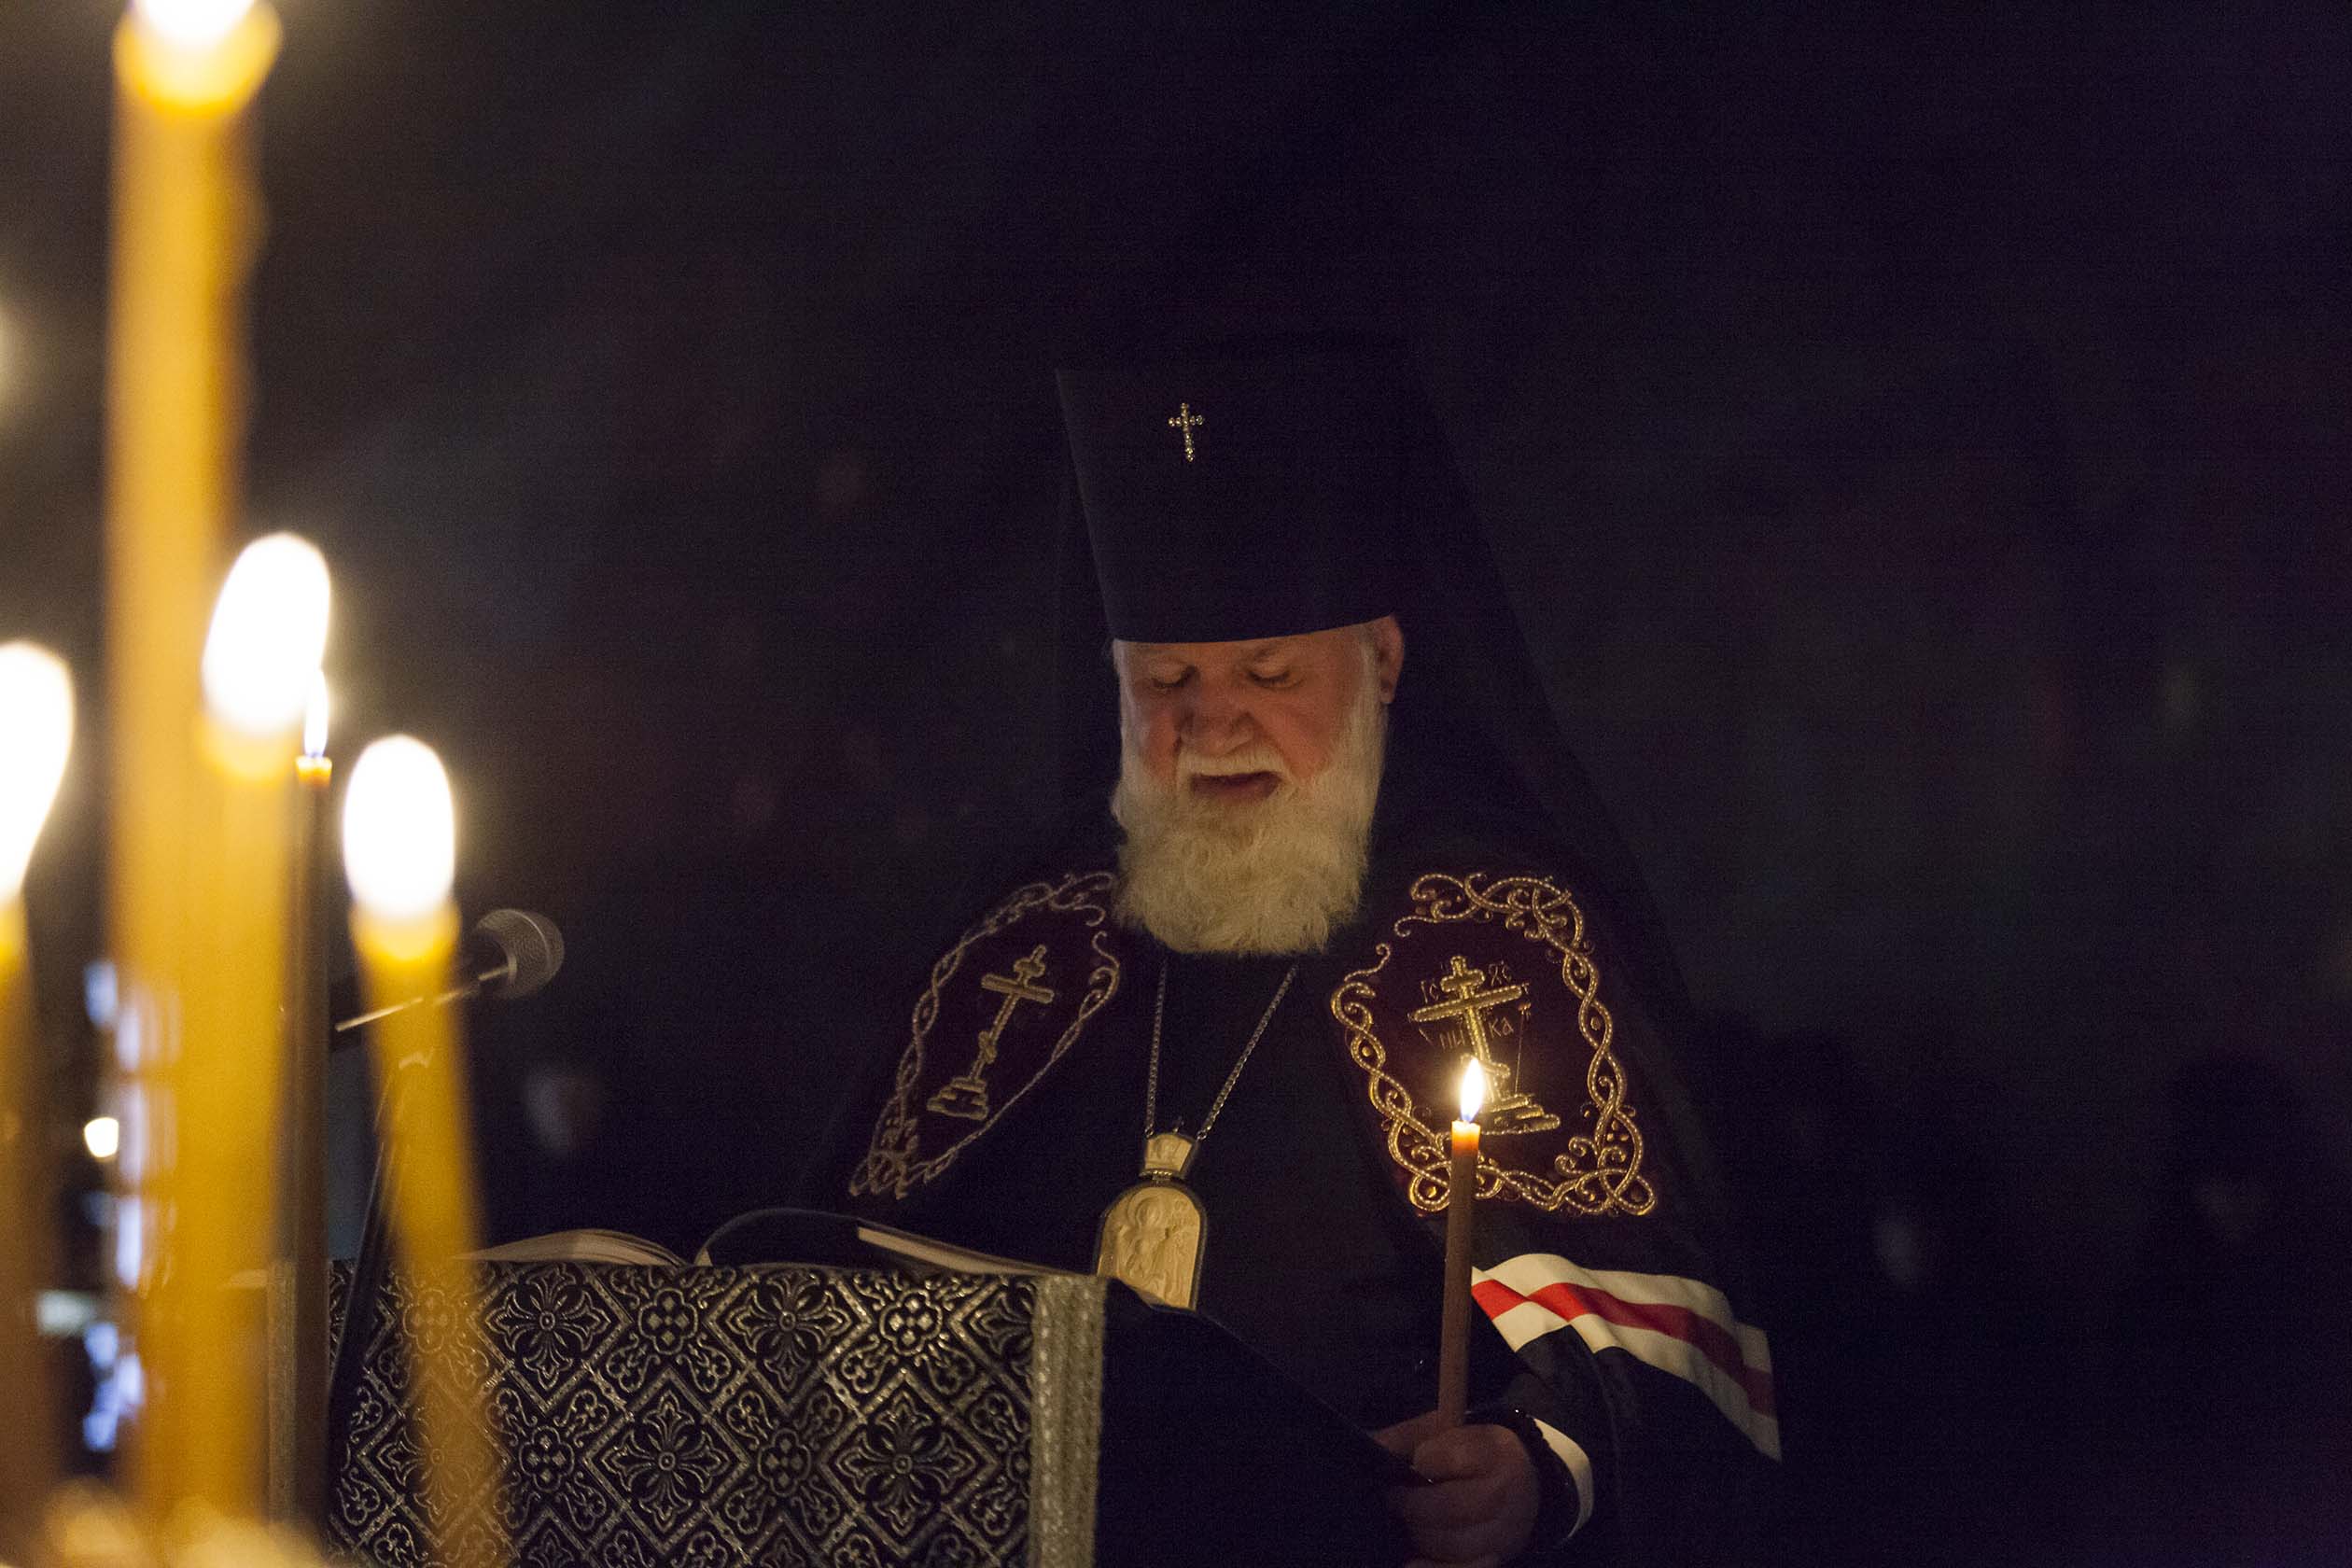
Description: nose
xmin=1179 ymin=688 xmax=1255 ymax=755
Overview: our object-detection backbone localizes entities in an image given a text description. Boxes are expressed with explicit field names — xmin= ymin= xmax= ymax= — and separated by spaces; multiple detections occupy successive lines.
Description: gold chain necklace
xmin=1092 ymin=960 xmax=1297 ymax=1309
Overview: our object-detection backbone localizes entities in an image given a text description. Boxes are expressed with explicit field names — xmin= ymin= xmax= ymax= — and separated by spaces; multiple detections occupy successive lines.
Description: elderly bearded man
xmin=829 ymin=343 xmax=1776 ymax=1566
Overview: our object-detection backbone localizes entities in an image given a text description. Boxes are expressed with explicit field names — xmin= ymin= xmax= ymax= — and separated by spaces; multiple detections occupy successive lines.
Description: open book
xmin=469 ymin=1209 xmax=1068 ymax=1278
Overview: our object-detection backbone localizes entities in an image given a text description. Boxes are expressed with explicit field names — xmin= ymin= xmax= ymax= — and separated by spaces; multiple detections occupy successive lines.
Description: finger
xmin=1389 ymin=1481 xmax=1468 ymax=1530
xmin=1389 ymin=1473 xmax=1503 ymax=1531
xmin=1411 ymin=1422 xmax=1519 ymax=1481
xmin=1374 ymin=1408 xmax=1449 ymax=1456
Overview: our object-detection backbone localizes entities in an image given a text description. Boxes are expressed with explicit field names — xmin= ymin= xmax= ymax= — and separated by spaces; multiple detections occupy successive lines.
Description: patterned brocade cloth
xmin=328 ymin=1262 xmax=1060 ymax=1568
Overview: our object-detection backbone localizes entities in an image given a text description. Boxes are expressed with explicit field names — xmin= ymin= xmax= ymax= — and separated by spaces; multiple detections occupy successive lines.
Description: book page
xmin=851 ymin=1220 xmax=1071 ymax=1278
xmin=469 ymin=1228 xmax=685 ymax=1267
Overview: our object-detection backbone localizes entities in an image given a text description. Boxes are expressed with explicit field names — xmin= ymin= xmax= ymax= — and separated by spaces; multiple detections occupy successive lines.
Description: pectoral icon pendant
xmin=1094 ymin=1131 xmax=1206 ymax=1309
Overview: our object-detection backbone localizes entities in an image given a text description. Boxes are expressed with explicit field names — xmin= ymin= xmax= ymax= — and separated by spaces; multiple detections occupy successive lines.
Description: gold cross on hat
xmin=1166 ymin=400 xmax=1205 ymax=462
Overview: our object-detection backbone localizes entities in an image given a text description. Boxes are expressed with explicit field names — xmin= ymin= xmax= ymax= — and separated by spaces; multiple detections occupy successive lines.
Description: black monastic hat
xmin=1057 ymin=344 xmax=1407 ymax=642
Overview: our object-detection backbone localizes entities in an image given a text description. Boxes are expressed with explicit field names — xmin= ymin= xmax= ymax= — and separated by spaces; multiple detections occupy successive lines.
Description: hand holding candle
xmin=1439 ymin=1057 xmax=1487 ymax=1429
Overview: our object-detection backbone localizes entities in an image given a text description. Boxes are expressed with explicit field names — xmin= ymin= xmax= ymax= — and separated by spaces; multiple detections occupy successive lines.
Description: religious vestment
xmin=823 ymin=334 xmax=1777 ymax=1563
xmin=833 ymin=755 xmax=1777 ymax=1564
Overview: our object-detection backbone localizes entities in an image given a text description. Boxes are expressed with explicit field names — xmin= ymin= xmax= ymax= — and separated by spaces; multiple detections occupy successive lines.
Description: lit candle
xmin=156 ymin=534 xmax=329 ymax=1519
xmin=272 ymin=670 xmax=331 ymax=1526
xmin=86 ymin=1116 xmax=125 ymax=1161
xmin=1438 ymin=1057 xmax=1487 ymax=1428
xmin=343 ymin=737 xmax=504 ymax=1568
xmin=0 ymin=642 xmax=72 ymax=1543
xmin=0 ymin=644 xmax=73 ymax=903
xmin=106 ymin=0 xmax=281 ymax=1514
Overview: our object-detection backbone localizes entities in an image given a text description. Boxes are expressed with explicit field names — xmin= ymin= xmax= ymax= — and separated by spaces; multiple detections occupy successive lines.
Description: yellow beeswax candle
xmin=270 ymin=672 xmax=331 ymax=1527
xmin=106 ymin=0 xmax=281 ymax=1514
xmin=343 ymin=737 xmax=504 ymax=1568
xmin=159 ymin=535 xmax=329 ymax=1519
xmin=1438 ymin=1057 xmax=1487 ymax=1429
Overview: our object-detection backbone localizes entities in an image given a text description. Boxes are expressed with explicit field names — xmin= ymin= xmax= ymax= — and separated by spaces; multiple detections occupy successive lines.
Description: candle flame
xmin=202 ymin=533 xmax=330 ymax=740
xmin=343 ymin=736 xmax=455 ymax=923
xmin=131 ymin=0 xmax=259 ymax=49
xmin=302 ymin=669 xmax=330 ymax=759
xmin=1460 ymin=1057 xmax=1487 ymax=1122
xmin=84 ymin=1115 xmax=122 ymax=1161
xmin=0 ymin=640 xmax=74 ymax=902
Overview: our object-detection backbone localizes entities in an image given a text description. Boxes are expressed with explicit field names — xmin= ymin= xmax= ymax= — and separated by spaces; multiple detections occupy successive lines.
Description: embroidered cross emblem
xmin=928 ymin=945 xmax=1057 ymax=1121
xmin=1166 ymin=401 xmax=1206 ymax=462
xmin=1408 ymin=954 xmax=1559 ymax=1133
xmin=981 ymin=945 xmax=1057 ymax=1019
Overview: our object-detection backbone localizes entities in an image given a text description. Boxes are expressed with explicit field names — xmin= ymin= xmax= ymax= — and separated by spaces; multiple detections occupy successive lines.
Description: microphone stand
xmin=324 ymin=963 xmax=506 ymax=1466
xmin=322 ymin=911 xmax=557 ymax=1501
xmin=323 ymin=1062 xmax=407 ymax=1510
xmin=333 ymin=977 xmax=489 ymax=1037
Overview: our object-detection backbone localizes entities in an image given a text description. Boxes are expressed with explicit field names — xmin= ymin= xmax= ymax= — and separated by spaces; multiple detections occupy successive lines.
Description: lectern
xmin=327 ymin=1260 xmax=1411 ymax=1567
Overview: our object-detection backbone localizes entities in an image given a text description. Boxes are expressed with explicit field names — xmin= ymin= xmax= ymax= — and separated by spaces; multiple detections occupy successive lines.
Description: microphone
xmin=331 ymin=908 xmax=566 ymax=1038
xmin=471 ymin=907 xmax=566 ymax=1001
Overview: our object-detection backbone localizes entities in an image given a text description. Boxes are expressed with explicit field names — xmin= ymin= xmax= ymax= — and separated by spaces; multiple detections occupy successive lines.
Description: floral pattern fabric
xmin=329 ymin=1263 xmax=1037 ymax=1567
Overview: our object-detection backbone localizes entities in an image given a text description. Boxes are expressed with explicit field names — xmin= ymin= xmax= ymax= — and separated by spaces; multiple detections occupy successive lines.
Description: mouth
xmin=1187 ymin=771 xmax=1282 ymax=804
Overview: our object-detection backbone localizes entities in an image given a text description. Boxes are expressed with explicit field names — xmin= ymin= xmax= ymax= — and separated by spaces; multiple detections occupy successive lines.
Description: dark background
xmin=4 ymin=1 xmax=2348 ymax=1561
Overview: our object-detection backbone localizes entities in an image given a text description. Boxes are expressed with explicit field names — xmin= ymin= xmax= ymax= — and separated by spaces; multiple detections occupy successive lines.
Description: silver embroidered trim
xmin=1029 ymin=1275 xmax=1106 ymax=1568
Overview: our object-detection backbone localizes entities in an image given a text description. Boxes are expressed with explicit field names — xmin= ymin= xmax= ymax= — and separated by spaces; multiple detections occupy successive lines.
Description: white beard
xmin=1109 ymin=678 xmax=1387 ymax=956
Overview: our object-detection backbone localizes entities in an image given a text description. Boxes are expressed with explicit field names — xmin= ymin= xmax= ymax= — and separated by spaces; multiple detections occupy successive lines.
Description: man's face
xmin=1105 ymin=614 xmax=1404 ymax=954
xmin=1113 ymin=617 xmax=1404 ymax=805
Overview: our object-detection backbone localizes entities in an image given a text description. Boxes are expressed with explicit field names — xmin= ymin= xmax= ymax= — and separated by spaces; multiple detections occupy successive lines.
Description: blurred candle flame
xmin=132 ymin=0 xmax=259 ymax=49
xmin=301 ymin=669 xmax=329 ymax=760
xmin=343 ymin=737 xmax=455 ymax=926
xmin=0 ymin=641 xmax=75 ymax=903
xmin=1459 ymin=1057 xmax=1487 ymax=1123
xmin=84 ymin=1115 xmax=123 ymax=1161
xmin=201 ymin=534 xmax=330 ymax=743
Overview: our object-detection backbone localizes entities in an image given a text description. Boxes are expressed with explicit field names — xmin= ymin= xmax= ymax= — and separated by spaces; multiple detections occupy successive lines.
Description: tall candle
xmin=1438 ymin=1057 xmax=1487 ymax=1429
xmin=105 ymin=0 xmax=281 ymax=1514
xmin=0 ymin=643 xmax=73 ymax=1547
xmin=272 ymin=672 xmax=331 ymax=1527
xmin=343 ymin=737 xmax=504 ymax=1568
xmin=164 ymin=535 xmax=329 ymax=1518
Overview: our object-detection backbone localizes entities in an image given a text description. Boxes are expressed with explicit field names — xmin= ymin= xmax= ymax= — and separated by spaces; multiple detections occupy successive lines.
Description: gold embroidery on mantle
xmin=926 ymin=944 xmax=1058 ymax=1120
xmin=1330 ymin=872 xmax=1654 ymax=1217
xmin=852 ymin=873 xmax=1121 ymax=1201
xmin=1407 ymin=954 xmax=1560 ymax=1133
